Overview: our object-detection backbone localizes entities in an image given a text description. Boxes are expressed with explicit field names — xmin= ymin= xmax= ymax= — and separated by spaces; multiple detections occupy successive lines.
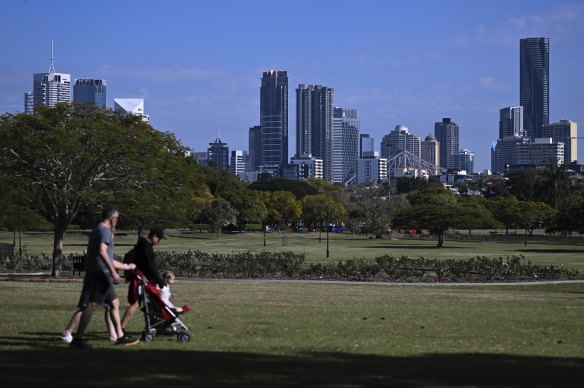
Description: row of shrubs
xmin=1 ymin=251 xmax=581 ymax=282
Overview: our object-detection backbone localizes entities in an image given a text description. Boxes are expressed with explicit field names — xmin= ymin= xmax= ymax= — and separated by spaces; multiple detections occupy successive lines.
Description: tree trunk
xmin=437 ymin=232 xmax=444 ymax=248
xmin=52 ymin=225 xmax=66 ymax=277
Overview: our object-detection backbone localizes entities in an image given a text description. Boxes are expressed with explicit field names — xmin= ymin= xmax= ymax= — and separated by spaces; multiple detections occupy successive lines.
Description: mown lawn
xmin=0 ymin=280 xmax=582 ymax=386
xmin=2 ymin=230 xmax=584 ymax=270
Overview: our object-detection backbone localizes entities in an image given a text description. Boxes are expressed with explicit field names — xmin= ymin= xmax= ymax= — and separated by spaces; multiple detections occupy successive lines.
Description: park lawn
xmin=0 ymin=280 xmax=582 ymax=386
xmin=2 ymin=231 xmax=584 ymax=271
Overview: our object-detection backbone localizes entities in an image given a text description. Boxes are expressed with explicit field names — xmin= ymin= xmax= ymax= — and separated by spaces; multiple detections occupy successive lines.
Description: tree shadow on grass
xmin=518 ymin=248 xmax=584 ymax=254
xmin=0 ymin=333 xmax=582 ymax=387
xmin=365 ymin=244 xmax=467 ymax=250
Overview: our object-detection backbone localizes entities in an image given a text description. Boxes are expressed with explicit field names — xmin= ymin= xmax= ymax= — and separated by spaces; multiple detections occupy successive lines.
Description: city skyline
xmin=2 ymin=1 xmax=584 ymax=170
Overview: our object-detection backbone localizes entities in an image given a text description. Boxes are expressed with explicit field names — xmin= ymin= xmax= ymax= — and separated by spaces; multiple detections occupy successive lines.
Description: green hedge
xmin=1 ymin=251 xmax=581 ymax=282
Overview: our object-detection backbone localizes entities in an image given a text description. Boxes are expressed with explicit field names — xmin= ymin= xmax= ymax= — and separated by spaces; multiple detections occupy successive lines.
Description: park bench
xmin=72 ymin=255 xmax=85 ymax=276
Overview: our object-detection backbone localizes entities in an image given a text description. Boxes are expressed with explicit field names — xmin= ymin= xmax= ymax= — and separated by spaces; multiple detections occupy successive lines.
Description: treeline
xmin=1 ymin=104 xmax=583 ymax=275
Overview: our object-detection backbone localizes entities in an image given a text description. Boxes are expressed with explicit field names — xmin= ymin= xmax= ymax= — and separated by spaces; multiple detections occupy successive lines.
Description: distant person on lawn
xmin=69 ymin=208 xmax=139 ymax=349
xmin=120 ymin=226 xmax=166 ymax=332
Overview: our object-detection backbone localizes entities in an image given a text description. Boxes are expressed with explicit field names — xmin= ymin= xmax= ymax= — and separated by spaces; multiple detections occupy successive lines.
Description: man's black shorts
xmin=85 ymin=270 xmax=117 ymax=306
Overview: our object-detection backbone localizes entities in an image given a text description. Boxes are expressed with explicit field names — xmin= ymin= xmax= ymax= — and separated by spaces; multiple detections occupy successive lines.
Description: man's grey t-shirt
xmin=85 ymin=223 xmax=114 ymax=275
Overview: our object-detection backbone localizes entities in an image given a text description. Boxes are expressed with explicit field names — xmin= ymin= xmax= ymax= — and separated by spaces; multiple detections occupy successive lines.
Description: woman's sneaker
xmin=115 ymin=334 xmax=139 ymax=347
xmin=69 ymin=337 xmax=93 ymax=350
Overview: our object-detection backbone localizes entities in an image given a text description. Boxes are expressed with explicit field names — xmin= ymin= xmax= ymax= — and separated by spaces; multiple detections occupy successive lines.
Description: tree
xmin=536 ymin=163 xmax=570 ymax=210
xmin=348 ymin=183 xmax=407 ymax=238
xmin=486 ymin=196 xmax=522 ymax=235
xmin=202 ymin=168 xmax=267 ymax=229
xmin=393 ymin=187 xmax=463 ymax=247
xmin=457 ymin=195 xmax=502 ymax=234
xmin=506 ymin=170 xmax=537 ymax=202
xmin=202 ymin=198 xmax=238 ymax=237
xmin=0 ymin=104 xmax=187 ymax=276
xmin=547 ymin=197 xmax=584 ymax=235
xmin=258 ymin=191 xmax=301 ymax=230
xmin=516 ymin=201 xmax=556 ymax=236
xmin=300 ymin=194 xmax=347 ymax=240
xmin=249 ymin=178 xmax=319 ymax=199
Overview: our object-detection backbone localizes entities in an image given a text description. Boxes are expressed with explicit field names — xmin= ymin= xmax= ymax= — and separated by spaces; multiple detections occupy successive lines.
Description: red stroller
xmin=133 ymin=269 xmax=191 ymax=342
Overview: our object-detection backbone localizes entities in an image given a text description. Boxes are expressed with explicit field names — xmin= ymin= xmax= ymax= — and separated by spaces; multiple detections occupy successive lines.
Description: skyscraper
xmin=207 ymin=137 xmax=229 ymax=171
xmin=74 ymin=79 xmax=107 ymax=109
xmin=332 ymin=107 xmax=359 ymax=184
xmin=499 ymin=106 xmax=524 ymax=139
xmin=380 ymin=125 xmax=421 ymax=160
xmin=260 ymin=70 xmax=288 ymax=168
xmin=296 ymin=84 xmax=334 ymax=181
xmin=520 ymin=37 xmax=549 ymax=140
xmin=32 ymin=42 xmax=70 ymax=109
xmin=421 ymin=134 xmax=440 ymax=168
xmin=248 ymin=125 xmax=262 ymax=171
xmin=434 ymin=118 xmax=460 ymax=170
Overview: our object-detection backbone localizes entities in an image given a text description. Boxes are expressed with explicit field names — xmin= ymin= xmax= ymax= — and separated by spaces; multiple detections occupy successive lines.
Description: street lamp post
xmin=326 ymin=210 xmax=330 ymax=259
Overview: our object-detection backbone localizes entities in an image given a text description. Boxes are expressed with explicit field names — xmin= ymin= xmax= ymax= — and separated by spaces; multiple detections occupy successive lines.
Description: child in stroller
xmin=133 ymin=269 xmax=191 ymax=342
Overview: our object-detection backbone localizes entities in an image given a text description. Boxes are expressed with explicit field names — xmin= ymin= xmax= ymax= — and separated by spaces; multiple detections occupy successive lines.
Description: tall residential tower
xmin=296 ymin=84 xmax=334 ymax=181
xmin=520 ymin=37 xmax=549 ymax=140
xmin=260 ymin=70 xmax=288 ymax=168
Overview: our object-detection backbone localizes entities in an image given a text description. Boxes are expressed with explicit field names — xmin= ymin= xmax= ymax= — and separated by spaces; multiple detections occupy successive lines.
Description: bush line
xmin=1 ymin=251 xmax=582 ymax=282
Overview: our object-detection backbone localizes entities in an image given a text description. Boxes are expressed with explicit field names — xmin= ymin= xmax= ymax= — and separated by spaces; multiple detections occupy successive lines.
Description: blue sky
xmin=2 ymin=0 xmax=584 ymax=170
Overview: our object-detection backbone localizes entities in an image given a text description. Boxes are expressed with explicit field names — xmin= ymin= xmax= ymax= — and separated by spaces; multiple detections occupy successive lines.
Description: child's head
xmin=161 ymin=270 xmax=176 ymax=284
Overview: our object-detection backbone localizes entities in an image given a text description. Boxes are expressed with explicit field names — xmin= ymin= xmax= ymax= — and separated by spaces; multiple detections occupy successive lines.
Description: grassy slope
xmin=0 ymin=280 xmax=582 ymax=386
xmin=2 ymin=231 xmax=584 ymax=270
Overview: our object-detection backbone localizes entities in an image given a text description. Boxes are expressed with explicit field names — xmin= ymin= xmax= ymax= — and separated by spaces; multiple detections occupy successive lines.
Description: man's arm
xmin=98 ymin=242 xmax=124 ymax=284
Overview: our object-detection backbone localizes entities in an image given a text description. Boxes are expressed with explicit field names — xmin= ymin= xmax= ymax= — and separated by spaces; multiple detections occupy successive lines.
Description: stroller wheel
xmin=177 ymin=332 xmax=191 ymax=343
xmin=142 ymin=331 xmax=154 ymax=343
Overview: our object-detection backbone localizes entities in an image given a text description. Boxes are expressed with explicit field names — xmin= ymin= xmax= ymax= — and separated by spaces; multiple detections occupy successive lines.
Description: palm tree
xmin=537 ymin=162 xmax=570 ymax=210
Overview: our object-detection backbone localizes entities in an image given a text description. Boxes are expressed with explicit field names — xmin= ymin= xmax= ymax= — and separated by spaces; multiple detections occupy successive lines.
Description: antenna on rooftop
xmin=48 ymin=40 xmax=56 ymax=73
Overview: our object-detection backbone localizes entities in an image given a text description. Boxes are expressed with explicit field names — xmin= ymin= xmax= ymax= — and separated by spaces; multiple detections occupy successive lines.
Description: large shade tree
xmin=0 ymin=103 xmax=189 ymax=276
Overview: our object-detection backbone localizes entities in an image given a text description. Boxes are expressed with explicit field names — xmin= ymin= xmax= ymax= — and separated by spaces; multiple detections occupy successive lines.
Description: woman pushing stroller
xmin=120 ymin=227 xmax=167 ymax=333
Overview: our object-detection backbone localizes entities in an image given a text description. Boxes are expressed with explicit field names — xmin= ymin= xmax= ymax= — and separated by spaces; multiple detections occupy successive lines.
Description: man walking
xmin=70 ymin=208 xmax=139 ymax=349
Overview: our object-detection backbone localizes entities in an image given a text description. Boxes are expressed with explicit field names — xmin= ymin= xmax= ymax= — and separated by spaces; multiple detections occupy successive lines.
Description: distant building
xmin=230 ymin=150 xmax=249 ymax=175
xmin=515 ymin=138 xmax=564 ymax=169
xmin=207 ymin=138 xmax=229 ymax=171
xmin=73 ymin=79 xmax=106 ymax=109
xmin=421 ymin=134 xmax=440 ymax=168
xmin=248 ymin=125 xmax=262 ymax=171
xmin=359 ymin=133 xmax=375 ymax=158
xmin=380 ymin=125 xmax=421 ymax=160
xmin=434 ymin=118 xmax=460 ymax=170
xmin=499 ymin=106 xmax=524 ymax=139
xmin=32 ymin=43 xmax=71 ymax=108
xmin=520 ymin=37 xmax=549 ymax=140
xmin=452 ymin=149 xmax=475 ymax=174
xmin=492 ymin=136 xmax=530 ymax=173
xmin=114 ymin=98 xmax=149 ymax=122
xmin=542 ymin=120 xmax=578 ymax=164
xmin=289 ymin=154 xmax=324 ymax=180
xmin=190 ymin=151 xmax=208 ymax=167
xmin=332 ymin=107 xmax=359 ymax=184
xmin=24 ymin=92 xmax=33 ymax=114
xmin=260 ymin=70 xmax=288 ymax=168
xmin=357 ymin=151 xmax=388 ymax=185
xmin=296 ymin=84 xmax=334 ymax=181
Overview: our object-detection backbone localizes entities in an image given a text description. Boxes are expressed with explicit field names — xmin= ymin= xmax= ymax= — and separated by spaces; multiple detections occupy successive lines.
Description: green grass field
xmin=0 ymin=280 xmax=582 ymax=386
xmin=2 ymin=230 xmax=584 ymax=270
